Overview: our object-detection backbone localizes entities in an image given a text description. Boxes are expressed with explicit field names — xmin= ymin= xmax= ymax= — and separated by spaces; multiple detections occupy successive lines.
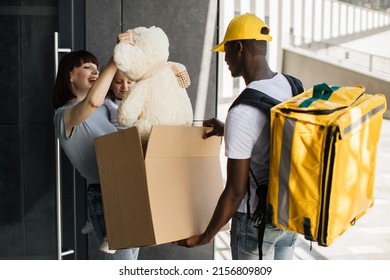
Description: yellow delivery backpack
xmin=267 ymin=83 xmax=387 ymax=246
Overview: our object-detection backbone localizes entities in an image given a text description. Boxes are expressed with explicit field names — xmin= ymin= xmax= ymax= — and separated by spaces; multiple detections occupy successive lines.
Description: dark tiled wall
xmin=0 ymin=3 xmax=58 ymax=259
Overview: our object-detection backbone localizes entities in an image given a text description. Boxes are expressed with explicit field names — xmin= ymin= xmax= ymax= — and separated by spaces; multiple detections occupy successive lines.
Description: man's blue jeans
xmin=230 ymin=212 xmax=297 ymax=260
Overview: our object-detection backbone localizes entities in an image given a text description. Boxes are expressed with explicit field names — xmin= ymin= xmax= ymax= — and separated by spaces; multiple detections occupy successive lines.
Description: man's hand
xmin=203 ymin=118 xmax=224 ymax=139
xmin=174 ymin=233 xmax=210 ymax=248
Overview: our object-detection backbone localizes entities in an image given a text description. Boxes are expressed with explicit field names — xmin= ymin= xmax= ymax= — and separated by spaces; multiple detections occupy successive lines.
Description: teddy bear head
xmin=113 ymin=26 xmax=169 ymax=81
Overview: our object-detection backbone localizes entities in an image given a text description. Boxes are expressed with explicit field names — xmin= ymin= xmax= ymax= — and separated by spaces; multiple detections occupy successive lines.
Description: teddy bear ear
xmin=113 ymin=43 xmax=131 ymax=72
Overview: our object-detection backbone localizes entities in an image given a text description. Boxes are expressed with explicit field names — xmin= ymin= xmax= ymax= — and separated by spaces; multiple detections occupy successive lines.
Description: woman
xmin=52 ymin=32 xmax=139 ymax=260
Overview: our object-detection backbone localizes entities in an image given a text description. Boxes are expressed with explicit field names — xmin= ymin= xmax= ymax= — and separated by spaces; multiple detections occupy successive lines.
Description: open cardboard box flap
xmin=95 ymin=125 xmax=225 ymax=249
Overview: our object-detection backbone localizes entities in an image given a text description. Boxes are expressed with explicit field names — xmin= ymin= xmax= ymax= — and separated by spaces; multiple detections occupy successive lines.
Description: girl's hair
xmin=52 ymin=50 xmax=99 ymax=109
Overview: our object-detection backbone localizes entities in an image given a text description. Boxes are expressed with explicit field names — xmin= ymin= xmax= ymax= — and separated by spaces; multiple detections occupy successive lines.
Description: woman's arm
xmin=64 ymin=32 xmax=136 ymax=137
xmin=64 ymin=59 xmax=117 ymax=137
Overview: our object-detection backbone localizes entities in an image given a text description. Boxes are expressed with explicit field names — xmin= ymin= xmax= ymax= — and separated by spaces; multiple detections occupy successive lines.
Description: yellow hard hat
xmin=212 ymin=13 xmax=272 ymax=52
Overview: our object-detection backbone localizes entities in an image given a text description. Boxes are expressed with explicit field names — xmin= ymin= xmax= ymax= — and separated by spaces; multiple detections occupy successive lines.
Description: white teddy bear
xmin=113 ymin=26 xmax=194 ymax=143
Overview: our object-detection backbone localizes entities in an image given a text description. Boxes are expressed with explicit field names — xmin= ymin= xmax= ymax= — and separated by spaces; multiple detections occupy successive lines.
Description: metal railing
xmin=286 ymin=0 xmax=390 ymax=77
xmin=292 ymin=38 xmax=390 ymax=77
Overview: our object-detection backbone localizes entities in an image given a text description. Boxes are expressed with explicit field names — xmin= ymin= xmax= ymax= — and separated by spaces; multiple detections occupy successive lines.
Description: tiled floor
xmin=214 ymin=112 xmax=390 ymax=260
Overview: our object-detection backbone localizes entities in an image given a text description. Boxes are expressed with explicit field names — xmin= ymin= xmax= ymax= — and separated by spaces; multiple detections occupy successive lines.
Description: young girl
xmin=52 ymin=32 xmax=139 ymax=260
xmin=104 ymin=70 xmax=135 ymax=129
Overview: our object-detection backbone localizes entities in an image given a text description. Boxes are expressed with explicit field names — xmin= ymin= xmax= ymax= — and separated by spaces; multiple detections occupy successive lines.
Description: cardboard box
xmin=94 ymin=125 xmax=224 ymax=249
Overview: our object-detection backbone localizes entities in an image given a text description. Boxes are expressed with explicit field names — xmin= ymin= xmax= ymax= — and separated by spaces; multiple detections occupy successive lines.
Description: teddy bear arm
xmin=117 ymin=89 xmax=148 ymax=126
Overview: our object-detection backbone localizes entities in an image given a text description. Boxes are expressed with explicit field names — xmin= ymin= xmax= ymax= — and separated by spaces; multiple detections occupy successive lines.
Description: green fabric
xmin=299 ymin=83 xmax=340 ymax=108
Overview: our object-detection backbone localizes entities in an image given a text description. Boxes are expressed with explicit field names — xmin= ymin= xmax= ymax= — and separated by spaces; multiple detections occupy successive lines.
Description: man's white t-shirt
xmin=224 ymin=73 xmax=293 ymax=213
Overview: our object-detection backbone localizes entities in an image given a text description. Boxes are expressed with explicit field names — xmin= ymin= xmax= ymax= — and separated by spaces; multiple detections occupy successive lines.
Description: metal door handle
xmin=54 ymin=32 xmax=71 ymax=260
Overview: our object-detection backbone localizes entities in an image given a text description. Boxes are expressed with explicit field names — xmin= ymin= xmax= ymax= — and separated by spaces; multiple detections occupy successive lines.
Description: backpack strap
xmin=229 ymin=88 xmax=280 ymax=112
xmin=283 ymin=74 xmax=305 ymax=96
xmin=249 ymin=168 xmax=268 ymax=260
xmin=229 ymin=74 xmax=304 ymax=112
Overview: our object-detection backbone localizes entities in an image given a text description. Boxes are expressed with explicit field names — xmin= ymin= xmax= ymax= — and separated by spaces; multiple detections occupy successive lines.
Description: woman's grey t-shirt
xmin=53 ymin=101 xmax=117 ymax=185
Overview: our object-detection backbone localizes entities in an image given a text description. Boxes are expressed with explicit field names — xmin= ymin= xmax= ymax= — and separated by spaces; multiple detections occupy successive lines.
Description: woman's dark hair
xmin=106 ymin=89 xmax=116 ymax=102
xmin=52 ymin=50 xmax=99 ymax=109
